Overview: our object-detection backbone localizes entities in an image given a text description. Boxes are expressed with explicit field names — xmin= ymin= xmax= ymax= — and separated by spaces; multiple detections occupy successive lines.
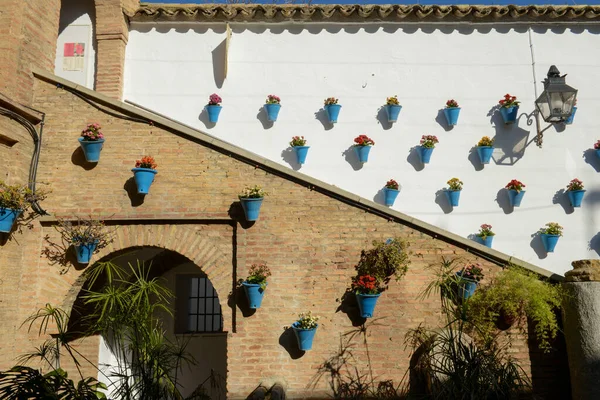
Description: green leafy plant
xmin=447 ymin=178 xmax=463 ymax=191
xmin=466 ymin=266 xmax=563 ymax=352
xmin=355 ymin=238 xmax=410 ymax=290
xmin=324 ymin=97 xmax=338 ymax=106
xmin=238 ymin=185 xmax=268 ymax=199
xmin=540 ymin=222 xmax=563 ymax=236
xmin=477 ymin=136 xmax=494 ymax=147
xmin=135 ymin=155 xmax=157 ymax=170
xmin=386 ymin=95 xmax=400 ymax=106
xmin=477 ymin=224 xmax=495 ymax=239
xmin=385 ymin=179 xmax=399 ymax=190
xmin=295 ymin=311 xmax=319 ymax=329
xmin=351 ymin=274 xmax=382 ymax=295
xmin=505 ymin=179 xmax=526 ymax=193
xmin=353 ymin=135 xmax=375 ymax=147
xmin=244 ymin=263 xmax=271 ymax=289
xmin=446 ymin=99 xmax=459 ymax=108
xmin=566 ymin=178 xmax=584 ymax=191
xmin=419 ymin=135 xmax=439 ymax=149
xmin=57 ymin=217 xmax=113 ymax=247
xmin=457 ymin=263 xmax=484 ymax=282
xmin=81 ymin=123 xmax=104 ymax=141
xmin=289 ymin=136 xmax=307 ymax=147
xmin=265 ymin=94 xmax=281 ymax=104
xmin=499 ymin=93 xmax=520 ymax=108
xmin=0 ymin=181 xmax=48 ymax=211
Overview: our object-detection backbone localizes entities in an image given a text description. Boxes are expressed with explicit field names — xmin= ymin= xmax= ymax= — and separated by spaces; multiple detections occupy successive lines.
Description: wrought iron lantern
xmin=535 ymin=65 xmax=577 ymax=123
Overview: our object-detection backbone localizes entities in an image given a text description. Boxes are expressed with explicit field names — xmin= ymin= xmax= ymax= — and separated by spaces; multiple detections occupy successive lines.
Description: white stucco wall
xmin=124 ymin=22 xmax=600 ymax=276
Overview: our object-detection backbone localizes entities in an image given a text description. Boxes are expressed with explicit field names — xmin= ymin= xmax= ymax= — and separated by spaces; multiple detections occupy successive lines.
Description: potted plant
xmin=444 ymin=99 xmax=461 ymax=126
xmin=352 ymin=274 xmax=383 ymax=318
xmin=239 ymin=185 xmax=268 ymax=222
xmin=498 ymin=93 xmax=520 ymax=124
xmin=476 ymin=136 xmax=494 ymax=165
xmin=131 ymin=156 xmax=157 ymax=195
xmin=505 ymin=179 xmax=526 ymax=207
xmin=418 ymin=135 xmax=439 ymax=164
xmin=55 ymin=217 xmax=112 ymax=264
xmin=353 ymin=134 xmax=375 ymax=163
xmin=446 ymin=177 xmax=463 ymax=207
xmin=539 ymin=222 xmax=563 ymax=253
xmin=565 ymin=99 xmax=577 ymax=125
xmin=353 ymin=237 xmax=410 ymax=317
xmin=566 ymin=178 xmax=585 ymax=207
xmin=324 ymin=97 xmax=341 ymax=124
xmin=466 ymin=267 xmax=562 ymax=352
xmin=383 ymin=179 xmax=400 ymax=207
xmin=241 ymin=263 xmax=271 ymax=309
xmin=78 ymin=123 xmax=105 ymax=163
xmin=456 ymin=263 xmax=484 ymax=300
xmin=205 ymin=93 xmax=222 ymax=123
xmin=384 ymin=95 xmax=402 ymax=123
xmin=0 ymin=181 xmax=47 ymax=233
xmin=264 ymin=94 xmax=281 ymax=122
xmin=476 ymin=224 xmax=495 ymax=248
xmin=594 ymin=140 xmax=600 ymax=159
xmin=290 ymin=136 xmax=309 ymax=165
xmin=291 ymin=311 xmax=319 ymax=351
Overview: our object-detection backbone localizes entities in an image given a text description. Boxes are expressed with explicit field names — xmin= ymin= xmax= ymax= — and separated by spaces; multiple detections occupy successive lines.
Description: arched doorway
xmin=69 ymin=246 xmax=227 ymax=399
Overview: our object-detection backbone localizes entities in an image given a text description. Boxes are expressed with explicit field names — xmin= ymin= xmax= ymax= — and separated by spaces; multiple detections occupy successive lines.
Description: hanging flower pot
xmin=356 ymin=293 xmax=381 ymax=318
xmin=565 ymin=105 xmax=577 ymax=125
xmin=205 ymin=93 xmax=222 ymax=123
xmin=241 ymin=264 xmax=271 ymax=309
xmin=476 ymin=224 xmax=495 ymax=248
xmin=239 ymin=185 xmax=268 ymax=221
xmin=292 ymin=311 xmax=319 ymax=351
xmin=418 ymin=135 xmax=439 ymax=164
xmin=384 ymin=95 xmax=402 ymax=122
xmin=264 ymin=95 xmax=281 ymax=122
xmin=476 ymin=136 xmax=494 ymax=165
xmin=290 ymin=136 xmax=309 ymax=165
xmin=566 ymin=178 xmax=585 ymax=207
xmin=444 ymin=99 xmax=461 ymax=126
xmin=445 ymin=178 xmax=463 ymax=207
xmin=539 ymin=222 xmax=563 ymax=253
xmin=352 ymin=274 xmax=383 ymax=318
xmin=353 ymin=135 xmax=375 ymax=163
xmin=131 ymin=156 xmax=157 ymax=194
xmin=505 ymin=179 xmax=526 ymax=207
xmin=456 ymin=264 xmax=483 ymax=300
xmin=383 ymin=179 xmax=400 ymax=207
xmin=78 ymin=123 xmax=105 ymax=163
xmin=74 ymin=241 xmax=99 ymax=264
xmin=498 ymin=94 xmax=520 ymax=124
xmin=0 ymin=208 xmax=21 ymax=233
xmin=324 ymin=97 xmax=341 ymax=124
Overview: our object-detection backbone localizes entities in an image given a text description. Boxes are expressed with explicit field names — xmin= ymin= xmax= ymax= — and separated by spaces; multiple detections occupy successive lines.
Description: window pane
xmin=189 ymin=298 xmax=197 ymax=314
xmin=215 ymin=302 xmax=221 ymax=313
xmin=190 ymin=278 xmax=198 ymax=297
xmin=199 ymin=278 xmax=206 ymax=296
xmin=188 ymin=315 xmax=197 ymax=332
xmin=207 ymin=280 xmax=215 ymax=296
xmin=213 ymin=315 xmax=221 ymax=331
xmin=198 ymin=298 xmax=205 ymax=313
xmin=198 ymin=317 xmax=205 ymax=332
xmin=206 ymin=298 xmax=213 ymax=312
xmin=206 ymin=316 xmax=213 ymax=331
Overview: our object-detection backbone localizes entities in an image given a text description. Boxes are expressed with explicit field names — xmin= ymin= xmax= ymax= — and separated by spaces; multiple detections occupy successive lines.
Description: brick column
xmin=94 ymin=0 xmax=139 ymax=99
xmin=563 ymin=259 xmax=600 ymax=400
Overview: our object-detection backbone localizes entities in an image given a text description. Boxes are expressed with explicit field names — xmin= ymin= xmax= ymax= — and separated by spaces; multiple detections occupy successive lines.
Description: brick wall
xmin=0 ymin=76 xmax=568 ymax=398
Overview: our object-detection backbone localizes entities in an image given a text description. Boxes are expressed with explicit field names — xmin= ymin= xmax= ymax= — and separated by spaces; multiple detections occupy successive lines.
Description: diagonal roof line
xmin=31 ymin=67 xmax=561 ymax=281
xmin=133 ymin=4 xmax=600 ymax=24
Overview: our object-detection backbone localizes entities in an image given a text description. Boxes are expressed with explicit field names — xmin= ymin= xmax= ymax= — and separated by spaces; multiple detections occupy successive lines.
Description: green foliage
xmin=245 ymin=263 xmax=271 ymax=289
xmin=0 ymin=180 xmax=48 ymax=211
xmin=355 ymin=238 xmax=410 ymax=290
xmin=466 ymin=266 xmax=563 ymax=352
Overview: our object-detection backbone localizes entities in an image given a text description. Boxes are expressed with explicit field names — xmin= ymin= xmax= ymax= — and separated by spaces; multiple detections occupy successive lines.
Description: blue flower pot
xmin=476 ymin=146 xmax=494 ymax=165
xmin=383 ymin=188 xmax=399 ymax=207
xmin=446 ymin=190 xmax=461 ymax=207
xmin=567 ymin=189 xmax=585 ymax=208
xmin=354 ymin=145 xmax=371 ymax=163
xmin=0 ymin=207 xmax=21 ymax=233
xmin=541 ymin=234 xmax=560 ymax=253
xmin=240 ymin=197 xmax=264 ymax=221
xmin=265 ymin=103 xmax=281 ymax=122
xmin=444 ymin=107 xmax=461 ymax=126
xmin=356 ymin=293 xmax=381 ymax=318
xmin=499 ymin=106 xmax=519 ymax=124
xmin=75 ymin=241 xmax=98 ymax=264
xmin=242 ymin=282 xmax=266 ymax=309
xmin=596 ymin=149 xmax=600 ymax=159
xmin=292 ymin=322 xmax=318 ymax=351
xmin=565 ymin=106 xmax=577 ymax=125
xmin=293 ymin=146 xmax=310 ymax=165
xmin=324 ymin=104 xmax=342 ymax=124
xmin=131 ymin=168 xmax=157 ymax=194
xmin=418 ymin=146 xmax=434 ymax=164
xmin=78 ymin=137 xmax=105 ymax=163
xmin=478 ymin=236 xmax=494 ymax=248
xmin=507 ymin=189 xmax=525 ymax=207
xmin=206 ymin=105 xmax=222 ymax=123
xmin=385 ymin=105 xmax=402 ymax=122
xmin=456 ymin=273 xmax=478 ymax=300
